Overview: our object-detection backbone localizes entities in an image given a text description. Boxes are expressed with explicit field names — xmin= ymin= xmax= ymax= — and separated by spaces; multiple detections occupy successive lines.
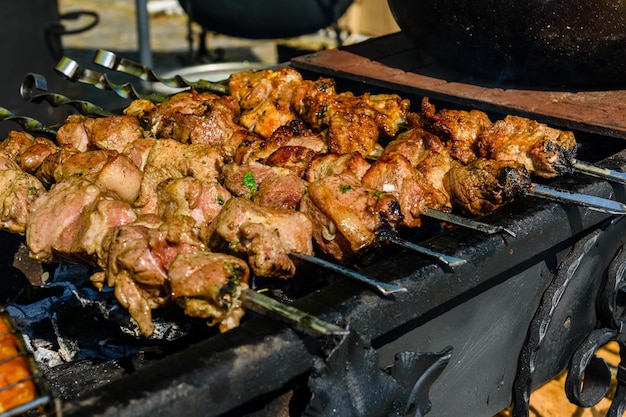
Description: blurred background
xmin=0 ymin=0 xmax=399 ymax=136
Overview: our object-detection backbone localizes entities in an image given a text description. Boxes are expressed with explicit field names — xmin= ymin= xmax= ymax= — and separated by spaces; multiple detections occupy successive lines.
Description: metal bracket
xmin=304 ymin=329 xmax=452 ymax=416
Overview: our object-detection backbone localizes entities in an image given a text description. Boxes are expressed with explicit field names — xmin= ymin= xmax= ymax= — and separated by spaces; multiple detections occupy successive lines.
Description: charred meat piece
xmin=205 ymin=198 xmax=313 ymax=279
xmin=0 ymin=131 xmax=72 ymax=187
xmin=444 ymin=159 xmax=532 ymax=216
xmin=362 ymin=153 xmax=450 ymax=228
xmin=234 ymin=119 xmax=327 ymax=165
xmin=293 ymin=80 xmax=409 ymax=156
xmin=126 ymin=91 xmax=253 ymax=162
xmin=381 ymin=127 xmax=460 ymax=201
xmin=168 ymin=252 xmax=249 ymax=333
xmin=0 ymin=131 xmax=35 ymax=161
xmin=228 ymin=67 xmax=304 ymax=139
xmin=421 ymin=98 xmax=578 ymax=178
xmin=421 ymin=97 xmax=493 ymax=165
xmin=478 ymin=115 xmax=578 ymax=178
xmin=264 ymin=145 xmax=318 ymax=178
xmin=300 ymin=173 xmax=402 ymax=261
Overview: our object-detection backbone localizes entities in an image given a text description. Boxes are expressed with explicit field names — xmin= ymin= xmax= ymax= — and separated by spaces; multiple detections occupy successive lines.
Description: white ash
xmin=5 ymin=264 xmax=190 ymax=369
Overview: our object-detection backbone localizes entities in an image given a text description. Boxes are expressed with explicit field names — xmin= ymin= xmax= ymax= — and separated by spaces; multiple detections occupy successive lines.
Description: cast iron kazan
xmin=178 ymin=0 xmax=353 ymax=40
xmin=387 ymin=0 xmax=626 ymax=87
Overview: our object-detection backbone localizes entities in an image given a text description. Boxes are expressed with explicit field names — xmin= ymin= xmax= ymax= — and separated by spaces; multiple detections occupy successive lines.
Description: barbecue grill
xmin=2 ymin=31 xmax=626 ymax=417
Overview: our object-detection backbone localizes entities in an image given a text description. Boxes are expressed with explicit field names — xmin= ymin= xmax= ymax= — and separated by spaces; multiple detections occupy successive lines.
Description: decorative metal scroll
xmin=564 ymin=243 xmax=626 ymax=416
xmin=512 ymin=216 xmax=626 ymax=416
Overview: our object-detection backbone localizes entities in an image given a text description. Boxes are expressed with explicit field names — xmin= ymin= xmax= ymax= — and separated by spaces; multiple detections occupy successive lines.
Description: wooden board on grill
xmin=291 ymin=33 xmax=626 ymax=140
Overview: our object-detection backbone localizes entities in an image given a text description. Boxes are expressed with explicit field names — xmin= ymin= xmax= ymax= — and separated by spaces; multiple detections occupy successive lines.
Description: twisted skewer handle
xmin=0 ymin=107 xmax=57 ymax=137
xmin=20 ymin=73 xmax=115 ymax=117
xmin=93 ymin=49 xmax=230 ymax=95
xmin=55 ymin=56 xmax=169 ymax=103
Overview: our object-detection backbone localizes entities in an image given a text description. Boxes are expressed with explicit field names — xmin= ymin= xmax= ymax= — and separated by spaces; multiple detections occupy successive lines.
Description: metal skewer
xmin=55 ymin=56 xmax=169 ymax=103
xmin=387 ymin=236 xmax=467 ymax=268
xmin=528 ymin=183 xmax=626 ymax=215
xmin=421 ymin=207 xmax=517 ymax=237
xmin=20 ymin=73 xmax=115 ymax=117
xmin=290 ymin=252 xmax=407 ymax=296
xmin=93 ymin=49 xmax=230 ymax=95
xmin=0 ymin=107 xmax=57 ymax=137
xmin=240 ymin=288 xmax=348 ymax=337
xmin=572 ymin=159 xmax=626 ymax=185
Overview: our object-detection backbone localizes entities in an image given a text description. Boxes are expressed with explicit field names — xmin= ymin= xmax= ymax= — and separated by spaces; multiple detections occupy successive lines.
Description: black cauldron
xmin=178 ymin=0 xmax=353 ymax=40
xmin=387 ymin=0 xmax=626 ymax=87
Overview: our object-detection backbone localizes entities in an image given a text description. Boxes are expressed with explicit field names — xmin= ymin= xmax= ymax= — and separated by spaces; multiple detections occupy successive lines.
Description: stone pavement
xmin=58 ymin=0 xmax=281 ymax=71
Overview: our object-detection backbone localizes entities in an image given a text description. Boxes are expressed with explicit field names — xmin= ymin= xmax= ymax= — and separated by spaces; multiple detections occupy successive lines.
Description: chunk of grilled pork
xmin=56 ymin=114 xmax=144 ymax=153
xmin=444 ymin=159 xmax=532 ymax=216
xmin=421 ymin=98 xmax=578 ymax=178
xmin=126 ymin=91 xmax=258 ymax=163
xmin=0 ymin=168 xmax=45 ymax=234
xmin=54 ymin=150 xmax=143 ymax=204
xmin=478 ymin=115 xmax=578 ymax=178
xmin=0 ymin=131 xmax=73 ymax=187
xmin=221 ymin=162 xmax=307 ymax=211
xmin=205 ymin=198 xmax=313 ymax=279
xmin=94 ymin=215 xmax=206 ymax=337
xmin=234 ymin=119 xmax=327 ymax=167
xmin=156 ymin=177 xmax=232 ymax=230
xmin=169 ymin=252 xmax=249 ymax=333
xmin=300 ymin=173 xmax=402 ymax=261
xmin=26 ymin=179 xmax=137 ymax=264
xmin=381 ymin=127 xmax=460 ymax=199
xmin=228 ymin=67 xmax=304 ymax=139
xmin=304 ymin=151 xmax=371 ymax=183
xmin=362 ymin=153 xmax=450 ymax=228
xmin=421 ymin=97 xmax=493 ymax=165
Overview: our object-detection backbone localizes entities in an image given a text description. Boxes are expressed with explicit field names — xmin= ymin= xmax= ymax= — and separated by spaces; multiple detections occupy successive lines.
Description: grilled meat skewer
xmin=4 ymin=64 xmax=624 ymax=337
xmin=421 ymin=97 xmax=626 ymax=185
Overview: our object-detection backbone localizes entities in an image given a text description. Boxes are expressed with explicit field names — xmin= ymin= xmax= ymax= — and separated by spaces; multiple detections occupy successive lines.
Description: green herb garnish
xmin=339 ymin=184 xmax=353 ymax=193
xmin=242 ymin=171 xmax=258 ymax=199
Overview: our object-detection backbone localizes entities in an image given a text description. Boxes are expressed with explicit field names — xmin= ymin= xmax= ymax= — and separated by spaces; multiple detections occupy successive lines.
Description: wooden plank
xmin=291 ymin=34 xmax=626 ymax=139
